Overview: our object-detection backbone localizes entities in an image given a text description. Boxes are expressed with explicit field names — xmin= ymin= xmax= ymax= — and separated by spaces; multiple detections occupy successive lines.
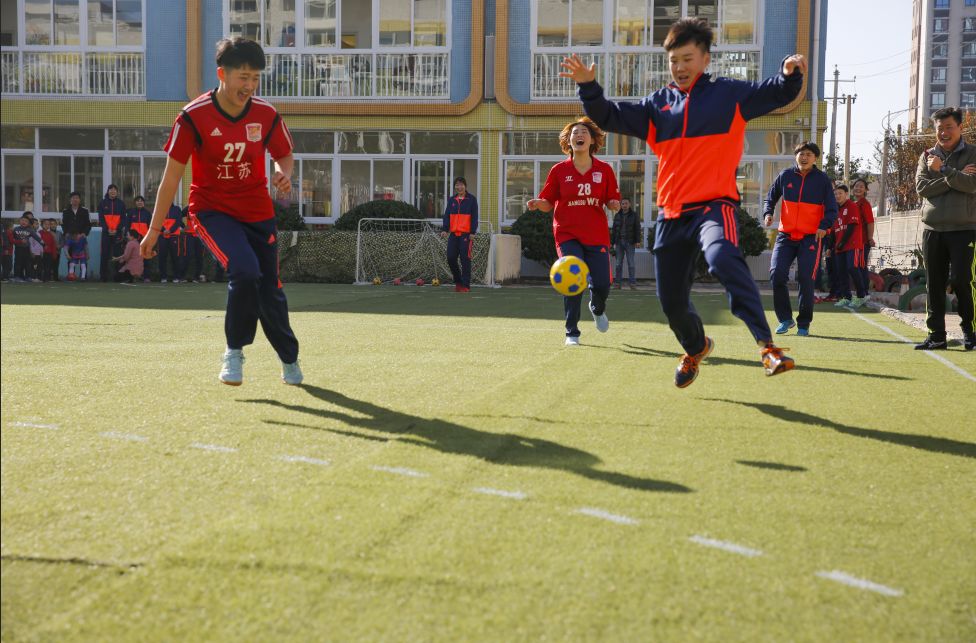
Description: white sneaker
xmin=219 ymin=349 xmax=244 ymax=386
xmin=281 ymin=359 xmax=303 ymax=385
xmin=590 ymin=305 xmax=609 ymax=333
xmin=565 ymin=336 xmax=580 ymax=346
xmin=160 ymin=278 xmax=168 ymax=283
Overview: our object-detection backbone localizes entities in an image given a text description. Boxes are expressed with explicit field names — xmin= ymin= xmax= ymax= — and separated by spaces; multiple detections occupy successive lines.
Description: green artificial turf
xmin=2 ymin=282 xmax=974 ymax=641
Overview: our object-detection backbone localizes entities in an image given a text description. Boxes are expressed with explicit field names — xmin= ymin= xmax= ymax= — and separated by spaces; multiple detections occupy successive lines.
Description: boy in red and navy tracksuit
xmin=441 ymin=177 xmax=478 ymax=291
xmin=566 ymin=18 xmax=805 ymax=386
xmin=97 ymin=184 xmax=126 ymax=281
xmin=126 ymin=196 xmax=153 ymax=280
xmin=763 ymin=142 xmax=837 ymax=336
xmin=157 ymin=203 xmax=184 ymax=282
xmin=141 ymin=37 xmax=301 ymax=386
xmin=832 ymin=185 xmax=868 ymax=308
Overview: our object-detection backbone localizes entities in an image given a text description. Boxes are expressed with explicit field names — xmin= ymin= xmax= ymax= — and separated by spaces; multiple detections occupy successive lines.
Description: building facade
xmin=910 ymin=0 xmax=976 ymax=130
xmin=2 ymin=0 xmax=829 ymax=240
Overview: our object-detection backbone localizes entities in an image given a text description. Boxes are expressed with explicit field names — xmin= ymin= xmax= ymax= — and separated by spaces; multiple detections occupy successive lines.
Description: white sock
xmin=80 ymin=264 xmax=87 ymax=279
xmin=68 ymin=262 xmax=75 ymax=277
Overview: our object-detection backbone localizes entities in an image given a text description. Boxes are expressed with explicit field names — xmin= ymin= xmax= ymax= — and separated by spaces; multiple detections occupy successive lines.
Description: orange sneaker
xmin=761 ymin=344 xmax=795 ymax=376
xmin=674 ymin=337 xmax=714 ymax=388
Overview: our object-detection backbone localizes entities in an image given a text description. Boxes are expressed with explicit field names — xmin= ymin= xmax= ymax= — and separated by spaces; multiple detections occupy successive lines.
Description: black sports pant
xmin=922 ymin=229 xmax=975 ymax=340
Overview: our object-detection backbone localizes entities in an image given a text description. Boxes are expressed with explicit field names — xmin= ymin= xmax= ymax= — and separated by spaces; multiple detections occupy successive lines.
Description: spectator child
xmin=66 ymin=232 xmax=89 ymax=281
xmin=11 ymin=215 xmax=39 ymax=281
xmin=1 ymin=221 xmax=13 ymax=282
xmin=113 ymin=230 xmax=144 ymax=282
xmin=39 ymin=219 xmax=59 ymax=282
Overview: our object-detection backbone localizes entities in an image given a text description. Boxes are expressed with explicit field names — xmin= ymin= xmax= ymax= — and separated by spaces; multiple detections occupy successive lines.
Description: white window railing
xmin=0 ymin=50 xmax=144 ymax=96
xmin=259 ymin=52 xmax=449 ymax=100
xmin=532 ymin=50 xmax=760 ymax=100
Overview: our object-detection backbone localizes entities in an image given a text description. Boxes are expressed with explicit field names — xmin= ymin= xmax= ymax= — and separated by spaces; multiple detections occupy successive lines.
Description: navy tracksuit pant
xmin=836 ymin=249 xmax=867 ymax=300
xmin=556 ymin=238 xmax=612 ymax=338
xmin=446 ymin=233 xmax=473 ymax=288
xmin=193 ymin=211 xmax=299 ymax=364
xmin=770 ymin=232 xmax=821 ymax=329
xmin=653 ymin=200 xmax=771 ymax=355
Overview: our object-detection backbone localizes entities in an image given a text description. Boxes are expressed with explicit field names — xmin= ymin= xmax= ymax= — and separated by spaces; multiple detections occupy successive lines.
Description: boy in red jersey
xmin=528 ymin=117 xmax=620 ymax=345
xmin=832 ymin=185 xmax=868 ymax=309
xmin=561 ymin=18 xmax=805 ymax=387
xmin=141 ymin=37 xmax=302 ymax=386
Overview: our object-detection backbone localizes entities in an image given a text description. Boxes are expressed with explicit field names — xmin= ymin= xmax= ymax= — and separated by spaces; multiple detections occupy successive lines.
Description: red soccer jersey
xmin=538 ymin=157 xmax=620 ymax=247
xmin=164 ymin=91 xmax=294 ymax=222
xmin=833 ymin=199 xmax=862 ymax=252
xmin=856 ymin=197 xmax=874 ymax=243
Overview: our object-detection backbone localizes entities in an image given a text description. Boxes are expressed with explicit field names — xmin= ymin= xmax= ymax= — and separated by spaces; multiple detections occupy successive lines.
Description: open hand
xmin=559 ymin=54 xmax=597 ymax=84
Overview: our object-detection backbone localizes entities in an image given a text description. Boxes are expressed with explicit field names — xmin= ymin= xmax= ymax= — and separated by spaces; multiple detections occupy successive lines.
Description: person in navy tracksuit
xmin=440 ymin=177 xmax=478 ymax=292
xmin=97 ymin=184 xmax=126 ymax=281
xmin=763 ymin=142 xmax=838 ymax=337
xmin=157 ymin=203 xmax=185 ymax=282
xmin=125 ymin=196 xmax=153 ymax=281
xmin=563 ymin=17 xmax=805 ymax=387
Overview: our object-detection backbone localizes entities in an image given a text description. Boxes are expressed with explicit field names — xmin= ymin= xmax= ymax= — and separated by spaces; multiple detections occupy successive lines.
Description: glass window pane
xmin=721 ymin=0 xmax=754 ymax=44
xmin=736 ymin=160 xmax=761 ymax=219
xmin=373 ymin=160 xmax=402 ymax=200
xmin=1 ymin=127 xmax=35 ymax=149
xmin=305 ymin=0 xmax=337 ymax=47
xmin=614 ymin=0 xmax=647 ymax=46
xmin=75 ymin=156 xmax=103 ymax=214
xmin=505 ymin=160 xmax=534 ymax=221
xmin=503 ymin=132 xmax=563 ymax=156
xmin=415 ymin=160 xmax=447 ymax=216
xmin=452 ymin=158 xmax=478 ymax=198
xmin=143 ymin=156 xmax=167 ymax=205
xmin=341 ymin=0 xmax=372 ymax=48
xmin=378 ymin=0 xmax=410 ymax=46
xmin=89 ymin=0 xmax=114 ymax=46
xmin=337 ymin=131 xmax=405 ymax=154
xmin=301 ymin=159 xmax=332 ymax=217
xmin=1 ymin=0 xmax=20 ymax=46
xmin=414 ymin=0 xmax=446 ymax=47
xmin=617 ymin=159 xmax=644 ymax=219
xmin=3 ymin=156 xmax=35 ymax=213
xmin=54 ymin=0 xmax=80 ymax=45
xmin=116 ymin=0 xmax=142 ymax=46
xmin=687 ymin=0 xmax=717 ymax=26
xmin=39 ymin=128 xmax=104 ymax=150
xmin=111 ymin=156 xmax=140 ymax=205
xmin=537 ymin=0 xmax=569 ymax=46
xmin=291 ymin=130 xmax=335 ymax=154
xmin=572 ymin=0 xmax=603 ymax=46
xmin=265 ymin=0 xmax=296 ymax=47
xmin=41 ymin=155 xmax=71 ymax=213
xmin=108 ymin=128 xmax=170 ymax=151
xmin=411 ymin=131 xmax=478 ymax=154
xmin=25 ymin=0 xmax=52 ymax=45
xmin=339 ymin=159 xmax=370 ymax=211
xmin=230 ymin=0 xmax=262 ymax=42
xmin=652 ymin=0 xmax=680 ymax=46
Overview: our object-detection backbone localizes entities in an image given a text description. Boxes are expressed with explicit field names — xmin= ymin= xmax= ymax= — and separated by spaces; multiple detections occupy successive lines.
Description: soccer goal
xmin=354 ymin=218 xmax=496 ymax=286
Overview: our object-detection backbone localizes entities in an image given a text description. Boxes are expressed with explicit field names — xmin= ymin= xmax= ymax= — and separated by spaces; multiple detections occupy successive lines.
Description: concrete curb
xmin=866 ymin=300 xmax=966 ymax=342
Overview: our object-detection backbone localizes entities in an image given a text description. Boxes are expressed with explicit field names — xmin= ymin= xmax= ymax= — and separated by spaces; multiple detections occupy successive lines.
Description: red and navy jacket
xmin=125 ymin=206 xmax=152 ymax=239
xmin=97 ymin=196 xmax=126 ymax=234
xmin=579 ymin=62 xmax=802 ymax=219
xmin=763 ymin=166 xmax=837 ymax=240
xmin=161 ymin=204 xmax=184 ymax=238
xmin=442 ymin=193 xmax=478 ymax=235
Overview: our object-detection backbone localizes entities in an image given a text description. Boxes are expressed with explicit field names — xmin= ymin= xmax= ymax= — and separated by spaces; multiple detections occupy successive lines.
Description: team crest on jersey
xmin=246 ymin=123 xmax=262 ymax=142
xmin=592 ymin=172 xmax=602 ymax=183
xmin=564 ymin=175 xmax=574 ymax=182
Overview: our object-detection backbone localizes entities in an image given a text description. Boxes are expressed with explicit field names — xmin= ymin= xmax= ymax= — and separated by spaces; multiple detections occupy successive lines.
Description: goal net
xmin=354 ymin=218 xmax=496 ymax=286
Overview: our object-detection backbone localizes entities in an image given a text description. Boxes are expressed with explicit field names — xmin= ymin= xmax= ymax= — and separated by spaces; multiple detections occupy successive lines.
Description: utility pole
xmin=879 ymin=110 xmax=890 ymax=218
xmin=825 ymin=67 xmax=855 ymax=175
xmin=843 ymin=93 xmax=857 ymax=186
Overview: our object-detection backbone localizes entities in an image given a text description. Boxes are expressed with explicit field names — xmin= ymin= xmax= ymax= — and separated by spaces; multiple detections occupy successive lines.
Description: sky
xmin=822 ymin=0 xmax=914 ymax=172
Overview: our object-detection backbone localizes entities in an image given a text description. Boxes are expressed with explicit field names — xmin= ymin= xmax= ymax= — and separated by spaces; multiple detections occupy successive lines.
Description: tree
xmin=822 ymin=151 xmax=870 ymax=187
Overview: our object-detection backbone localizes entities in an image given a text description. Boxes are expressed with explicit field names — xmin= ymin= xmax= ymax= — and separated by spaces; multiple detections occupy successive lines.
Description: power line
xmin=841 ymin=48 xmax=911 ymax=67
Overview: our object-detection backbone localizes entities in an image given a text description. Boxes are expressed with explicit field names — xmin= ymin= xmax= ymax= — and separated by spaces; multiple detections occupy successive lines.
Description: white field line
xmin=8 ymin=422 xmax=59 ymax=430
xmin=851 ymin=311 xmax=976 ymax=383
xmin=370 ymin=465 xmax=429 ymax=478
xmin=100 ymin=431 xmax=148 ymax=442
xmin=574 ymin=507 xmax=640 ymax=525
xmin=189 ymin=442 xmax=237 ymax=453
xmin=471 ymin=487 xmax=527 ymax=500
xmin=279 ymin=455 xmax=330 ymax=466
xmin=815 ymin=570 xmax=904 ymax=597
xmin=688 ymin=535 xmax=764 ymax=558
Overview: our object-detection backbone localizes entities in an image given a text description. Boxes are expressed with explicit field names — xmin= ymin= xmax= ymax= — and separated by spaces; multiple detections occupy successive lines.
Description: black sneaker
xmin=914 ymin=337 xmax=948 ymax=350
xmin=964 ymin=332 xmax=975 ymax=351
xmin=674 ymin=337 xmax=714 ymax=388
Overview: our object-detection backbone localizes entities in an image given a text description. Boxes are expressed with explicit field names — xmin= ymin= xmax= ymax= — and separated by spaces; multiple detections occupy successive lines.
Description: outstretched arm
xmin=561 ymin=54 xmax=653 ymax=142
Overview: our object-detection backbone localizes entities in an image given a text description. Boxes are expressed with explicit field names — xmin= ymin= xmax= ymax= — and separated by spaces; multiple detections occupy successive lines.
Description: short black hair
xmin=453 ymin=177 xmax=467 ymax=186
xmin=835 ymin=184 xmax=849 ymax=193
xmin=216 ymin=37 xmax=266 ymax=71
xmin=69 ymin=191 xmax=81 ymax=198
xmin=663 ymin=18 xmax=713 ymax=53
xmin=793 ymin=141 xmax=821 ymax=157
xmin=931 ymin=107 xmax=963 ymax=126
xmin=135 ymin=195 xmax=145 ymax=202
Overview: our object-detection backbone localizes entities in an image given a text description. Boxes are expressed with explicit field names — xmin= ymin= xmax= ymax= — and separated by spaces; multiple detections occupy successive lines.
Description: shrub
xmin=274 ymin=201 xmax=307 ymax=231
xmin=333 ymin=200 xmax=425 ymax=231
xmin=695 ymin=207 xmax=768 ymax=280
xmin=510 ymin=209 xmax=557 ymax=267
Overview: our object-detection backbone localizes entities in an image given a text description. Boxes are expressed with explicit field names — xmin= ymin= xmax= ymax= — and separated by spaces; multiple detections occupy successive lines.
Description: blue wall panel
xmin=451 ymin=0 xmax=472 ymax=102
xmin=508 ymin=1 xmax=530 ymax=102
xmin=146 ymin=1 xmax=187 ymax=101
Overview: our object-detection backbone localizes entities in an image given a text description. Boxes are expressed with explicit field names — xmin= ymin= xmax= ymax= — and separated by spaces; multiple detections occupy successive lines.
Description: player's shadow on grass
xmin=617 ymin=344 xmax=912 ymax=381
xmin=810 ymin=334 xmax=906 ymax=345
xmin=242 ymin=385 xmax=693 ymax=494
xmin=707 ymin=399 xmax=976 ymax=460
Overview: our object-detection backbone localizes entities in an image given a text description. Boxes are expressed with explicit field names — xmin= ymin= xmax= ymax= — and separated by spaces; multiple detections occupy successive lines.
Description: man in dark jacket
xmin=610 ymin=198 xmax=641 ymax=289
xmin=914 ymin=106 xmax=976 ymax=351
xmin=61 ymin=191 xmax=92 ymax=237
